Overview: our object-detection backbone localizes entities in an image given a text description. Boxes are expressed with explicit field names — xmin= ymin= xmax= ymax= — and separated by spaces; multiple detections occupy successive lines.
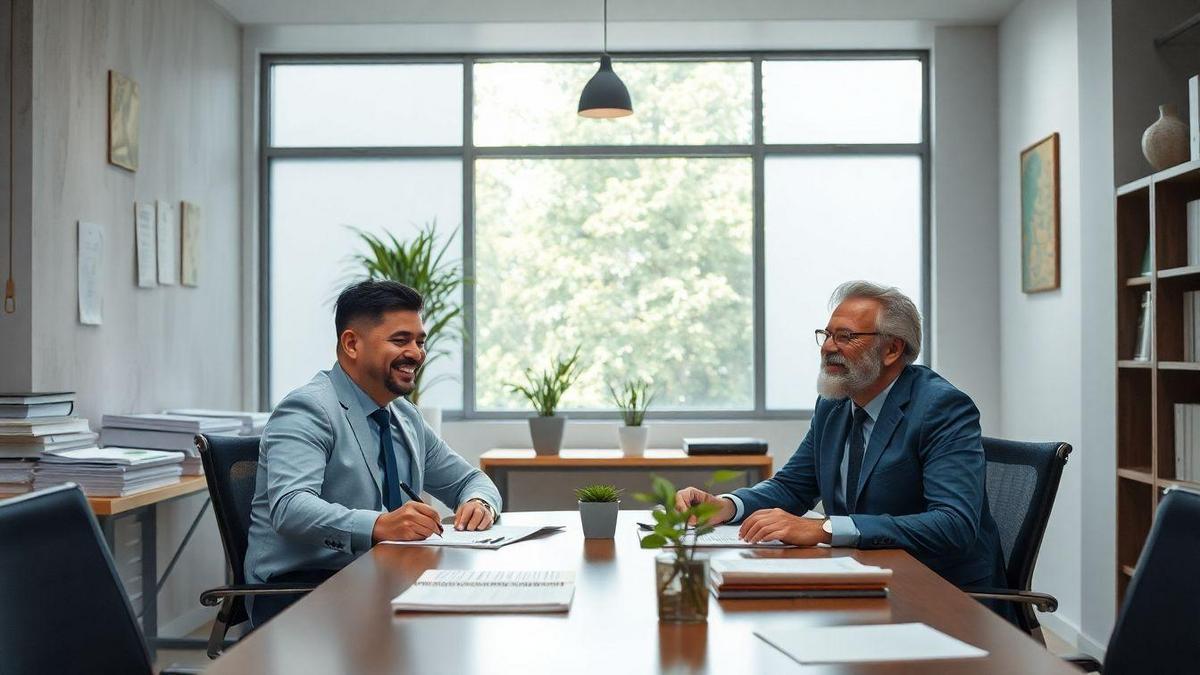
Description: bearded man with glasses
xmin=674 ymin=280 xmax=1007 ymax=605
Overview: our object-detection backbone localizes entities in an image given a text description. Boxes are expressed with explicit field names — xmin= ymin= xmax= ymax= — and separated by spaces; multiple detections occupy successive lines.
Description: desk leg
xmin=141 ymin=503 xmax=158 ymax=660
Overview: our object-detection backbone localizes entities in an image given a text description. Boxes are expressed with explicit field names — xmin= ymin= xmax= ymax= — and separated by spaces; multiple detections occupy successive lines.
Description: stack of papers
xmin=164 ymin=408 xmax=271 ymax=436
xmin=0 ymin=416 xmax=92 ymax=438
xmin=100 ymin=413 xmax=241 ymax=475
xmin=0 ymin=459 xmax=37 ymax=496
xmin=391 ymin=570 xmax=576 ymax=613
xmin=710 ymin=557 xmax=892 ymax=599
xmin=33 ymin=447 xmax=183 ymax=497
xmin=755 ymin=622 xmax=987 ymax=664
xmin=0 ymin=430 xmax=98 ymax=459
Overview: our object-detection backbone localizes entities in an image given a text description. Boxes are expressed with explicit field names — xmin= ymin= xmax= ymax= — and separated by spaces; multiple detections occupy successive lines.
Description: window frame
xmin=258 ymin=50 xmax=931 ymax=420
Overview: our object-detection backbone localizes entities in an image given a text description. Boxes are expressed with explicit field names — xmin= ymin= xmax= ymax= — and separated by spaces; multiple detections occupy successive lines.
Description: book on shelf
xmin=1190 ymin=199 xmax=1200 ymax=266
xmin=0 ymin=392 xmax=74 ymax=406
xmin=1133 ymin=291 xmax=1153 ymax=361
xmin=0 ymin=417 xmax=91 ymax=437
xmin=1175 ymin=404 xmax=1200 ymax=483
xmin=1185 ymin=290 xmax=1200 ymax=361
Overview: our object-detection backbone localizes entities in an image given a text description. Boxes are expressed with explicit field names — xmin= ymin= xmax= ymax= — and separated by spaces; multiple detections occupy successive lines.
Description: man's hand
xmin=371 ymin=501 xmax=443 ymax=543
xmin=739 ymin=508 xmax=831 ymax=546
xmin=454 ymin=500 xmax=495 ymax=531
xmin=673 ymin=487 xmax=736 ymax=525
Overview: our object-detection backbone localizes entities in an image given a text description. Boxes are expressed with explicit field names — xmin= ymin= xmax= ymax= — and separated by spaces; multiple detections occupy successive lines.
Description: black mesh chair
xmin=197 ymin=434 xmax=315 ymax=658
xmin=1064 ymin=486 xmax=1200 ymax=673
xmin=964 ymin=437 xmax=1071 ymax=643
xmin=0 ymin=484 xmax=193 ymax=675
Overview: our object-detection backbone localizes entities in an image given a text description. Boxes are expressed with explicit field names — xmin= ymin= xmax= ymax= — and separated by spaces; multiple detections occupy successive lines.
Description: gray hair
xmin=829 ymin=281 xmax=922 ymax=364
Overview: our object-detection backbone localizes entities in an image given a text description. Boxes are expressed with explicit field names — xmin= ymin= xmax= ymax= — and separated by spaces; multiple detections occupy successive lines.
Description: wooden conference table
xmin=206 ymin=511 xmax=1078 ymax=675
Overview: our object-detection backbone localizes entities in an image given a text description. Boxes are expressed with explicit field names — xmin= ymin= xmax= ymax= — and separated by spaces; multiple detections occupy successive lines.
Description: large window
xmin=263 ymin=53 xmax=928 ymax=416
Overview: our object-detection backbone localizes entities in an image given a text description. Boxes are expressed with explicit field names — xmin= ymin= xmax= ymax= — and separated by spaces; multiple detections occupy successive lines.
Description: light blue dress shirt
xmin=722 ymin=378 xmax=897 ymax=546
xmin=347 ymin=381 xmax=416 ymax=492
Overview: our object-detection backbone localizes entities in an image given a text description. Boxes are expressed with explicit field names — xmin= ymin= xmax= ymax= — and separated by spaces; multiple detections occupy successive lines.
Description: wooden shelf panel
xmin=1159 ymin=361 xmax=1200 ymax=371
xmin=1158 ymin=477 xmax=1200 ymax=491
xmin=1116 ymin=176 xmax=1151 ymax=196
xmin=1117 ymin=467 xmax=1154 ymax=484
xmin=1117 ymin=360 xmax=1152 ymax=369
xmin=1125 ymin=275 xmax=1152 ymax=287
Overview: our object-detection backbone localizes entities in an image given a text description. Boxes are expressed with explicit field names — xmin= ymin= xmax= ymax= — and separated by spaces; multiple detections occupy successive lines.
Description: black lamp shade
xmin=577 ymin=55 xmax=633 ymax=118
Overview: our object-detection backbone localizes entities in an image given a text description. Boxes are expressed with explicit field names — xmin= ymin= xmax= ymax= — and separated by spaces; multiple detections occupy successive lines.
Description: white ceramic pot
xmin=1142 ymin=103 xmax=1189 ymax=171
xmin=417 ymin=404 xmax=442 ymax=436
xmin=618 ymin=425 xmax=650 ymax=455
xmin=529 ymin=415 xmax=567 ymax=455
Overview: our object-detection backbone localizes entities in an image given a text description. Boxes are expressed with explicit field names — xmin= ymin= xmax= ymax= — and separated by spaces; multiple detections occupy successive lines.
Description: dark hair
xmin=334 ymin=279 xmax=424 ymax=336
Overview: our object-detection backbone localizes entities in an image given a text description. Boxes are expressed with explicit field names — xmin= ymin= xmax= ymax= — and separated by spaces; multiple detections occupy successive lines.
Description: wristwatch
xmin=469 ymin=497 xmax=497 ymax=520
xmin=821 ymin=518 xmax=833 ymax=535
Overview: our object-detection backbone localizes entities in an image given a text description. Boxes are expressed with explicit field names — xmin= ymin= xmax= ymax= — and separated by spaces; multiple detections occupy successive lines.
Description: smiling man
xmin=674 ymin=280 xmax=1007 ymax=598
xmin=244 ymin=279 xmax=501 ymax=626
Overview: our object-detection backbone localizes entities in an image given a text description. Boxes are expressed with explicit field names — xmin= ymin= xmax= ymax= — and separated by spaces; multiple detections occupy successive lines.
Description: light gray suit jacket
xmin=244 ymin=363 xmax=501 ymax=584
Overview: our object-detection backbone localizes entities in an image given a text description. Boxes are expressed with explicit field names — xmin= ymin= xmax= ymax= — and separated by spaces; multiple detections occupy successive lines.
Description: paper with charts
xmin=381 ymin=524 xmax=565 ymax=550
xmin=391 ymin=569 xmax=575 ymax=613
xmin=639 ymin=524 xmax=794 ymax=548
xmin=755 ymin=622 xmax=988 ymax=664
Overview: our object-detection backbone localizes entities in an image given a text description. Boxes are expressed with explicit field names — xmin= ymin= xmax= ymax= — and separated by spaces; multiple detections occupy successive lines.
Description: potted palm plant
xmin=506 ymin=348 xmax=583 ymax=455
xmin=348 ymin=222 xmax=467 ymax=433
xmin=608 ymin=379 xmax=655 ymax=456
xmin=636 ymin=471 xmax=741 ymax=623
xmin=575 ymin=484 xmax=622 ymax=538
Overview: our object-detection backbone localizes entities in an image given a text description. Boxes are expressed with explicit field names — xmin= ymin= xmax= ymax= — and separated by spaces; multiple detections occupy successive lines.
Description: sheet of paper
xmin=181 ymin=200 xmax=200 ymax=286
xmin=391 ymin=570 xmax=575 ymax=612
xmin=755 ymin=623 xmax=988 ymax=664
xmin=78 ymin=221 xmax=104 ymax=325
xmin=638 ymin=524 xmax=792 ymax=548
xmin=134 ymin=202 xmax=157 ymax=287
xmin=381 ymin=524 xmax=565 ymax=550
xmin=156 ymin=200 xmax=177 ymax=285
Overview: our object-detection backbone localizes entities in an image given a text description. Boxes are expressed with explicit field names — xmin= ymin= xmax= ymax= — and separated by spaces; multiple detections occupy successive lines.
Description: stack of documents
xmin=710 ymin=557 xmax=892 ymax=599
xmin=33 ymin=447 xmax=183 ymax=497
xmin=164 ymin=408 xmax=271 ymax=436
xmin=391 ymin=570 xmax=576 ymax=613
xmin=0 ymin=459 xmax=37 ymax=496
xmin=100 ymin=413 xmax=241 ymax=475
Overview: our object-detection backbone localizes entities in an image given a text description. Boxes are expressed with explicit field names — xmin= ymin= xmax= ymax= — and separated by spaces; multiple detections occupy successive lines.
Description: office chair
xmin=1064 ymin=486 xmax=1200 ymax=673
xmin=964 ymin=437 xmax=1071 ymax=643
xmin=0 ymin=484 xmax=193 ymax=675
xmin=196 ymin=433 xmax=315 ymax=658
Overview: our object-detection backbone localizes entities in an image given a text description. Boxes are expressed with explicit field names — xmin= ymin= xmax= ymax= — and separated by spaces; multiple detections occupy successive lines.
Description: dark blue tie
xmin=368 ymin=408 xmax=403 ymax=511
xmin=845 ymin=406 xmax=870 ymax=510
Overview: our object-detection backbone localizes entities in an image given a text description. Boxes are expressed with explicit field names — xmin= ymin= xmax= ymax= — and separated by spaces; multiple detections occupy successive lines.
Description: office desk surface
xmin=86 ymin=475 xmax=207 ymax=516
xmin=480 ymin=448 xmax=773 ymax=470
xmin=206 ymin=511 xmax=1077 ymax=675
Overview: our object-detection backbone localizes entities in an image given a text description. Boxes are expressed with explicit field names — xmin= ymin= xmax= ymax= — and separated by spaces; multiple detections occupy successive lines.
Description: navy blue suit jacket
xmin=732 ymin=365 xmax=1005 ymax=588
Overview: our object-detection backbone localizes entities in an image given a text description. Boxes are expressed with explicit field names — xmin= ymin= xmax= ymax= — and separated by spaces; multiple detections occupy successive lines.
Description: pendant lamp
xmin=577 ymin=0 xmax=632 ymax=118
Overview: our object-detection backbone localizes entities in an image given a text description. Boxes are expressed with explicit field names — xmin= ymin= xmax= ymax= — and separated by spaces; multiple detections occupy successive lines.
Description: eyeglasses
xmin=814 ymin=329 xmax=883 ymax=347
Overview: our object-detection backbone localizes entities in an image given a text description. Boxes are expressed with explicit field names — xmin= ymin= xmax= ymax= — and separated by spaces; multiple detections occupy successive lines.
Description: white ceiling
xmin=211 ymin=0 xmax=1022 ymax=26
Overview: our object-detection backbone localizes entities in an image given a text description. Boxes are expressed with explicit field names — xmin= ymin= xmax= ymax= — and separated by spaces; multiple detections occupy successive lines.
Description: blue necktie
xmin=368 ymin=408 xmax=403 ymax=511
xmin=845 ymin=406 xmax=870 ymax=510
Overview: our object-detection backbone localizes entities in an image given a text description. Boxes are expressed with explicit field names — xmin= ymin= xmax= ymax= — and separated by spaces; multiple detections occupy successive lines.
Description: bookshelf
xmin=1115 ymin=158 xmax=1200 ymax=605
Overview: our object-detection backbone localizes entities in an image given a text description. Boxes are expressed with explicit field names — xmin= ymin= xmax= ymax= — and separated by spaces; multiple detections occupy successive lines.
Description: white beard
xmin=816 ymin=347 xmax=883 ymax=400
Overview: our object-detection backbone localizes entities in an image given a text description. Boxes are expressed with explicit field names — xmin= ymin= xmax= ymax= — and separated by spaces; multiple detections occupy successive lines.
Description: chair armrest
xmin=963 ymin=587 xmax=1059 ymax=613
xmin=199 ymin=583 xmax=317 ymax=607
xmin=1061 ymin=654 xmax=1103 ymax=672
xmin=160 ymin=668 xmax=206 ymax=675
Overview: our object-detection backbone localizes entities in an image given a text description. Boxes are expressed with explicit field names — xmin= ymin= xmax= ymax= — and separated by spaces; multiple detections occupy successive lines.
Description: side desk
xmin=480 ymin=449 xmax=773 ymax=511
xmin=87 ymin=475 xmax=211 ymax=657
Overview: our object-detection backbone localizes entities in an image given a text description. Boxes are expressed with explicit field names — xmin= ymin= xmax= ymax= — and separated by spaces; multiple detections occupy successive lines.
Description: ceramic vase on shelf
xmin=528 ymin=414 xmax=567 ymax=455
xmin=1142 ymin=104 xmax=1190 ymax=171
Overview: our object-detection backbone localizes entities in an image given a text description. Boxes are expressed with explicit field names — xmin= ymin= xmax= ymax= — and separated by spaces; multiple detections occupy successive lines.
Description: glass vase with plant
xmin=347 ymin=221 xmax=467 ymax=414
xmin=506 ymin=347 xmax=583 ymax=455
xmin=635 ymin=471 xmax=742 ymax=622
xmin=575 ymin=484 xmax=622 ymax=538
xmin=608 ymin=379 xmax=655 ymax=455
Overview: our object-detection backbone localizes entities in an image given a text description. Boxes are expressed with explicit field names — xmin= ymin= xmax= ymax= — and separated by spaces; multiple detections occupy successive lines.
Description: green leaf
xmin=651 ymin=475 xmax=676 ymax=507
xmin=640 ymin=534 xmax=668 ymax=549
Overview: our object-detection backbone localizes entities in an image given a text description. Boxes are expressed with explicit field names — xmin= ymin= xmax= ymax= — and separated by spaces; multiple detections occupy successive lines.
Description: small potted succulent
xmin=575 ymin=484 xmax=622 ymax=539
xmin=608 ymin=379 xmax=655 ymax=455
xmin=636 ymin=470 xmax=741 ymax=623
xmin=507 ymin=347 xmax=583 ymax=455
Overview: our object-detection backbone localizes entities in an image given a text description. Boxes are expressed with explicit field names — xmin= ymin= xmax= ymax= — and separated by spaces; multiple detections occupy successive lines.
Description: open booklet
xmin=391 ymin=569 xmax=576 ymax=613
xmin=381 ymin=525 xmax=565 ymax=550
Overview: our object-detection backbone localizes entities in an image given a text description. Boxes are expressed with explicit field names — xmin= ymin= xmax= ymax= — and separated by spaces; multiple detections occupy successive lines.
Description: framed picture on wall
xmin=108 ymin=70 xmax=140 ymax=171
xmin=1020 ymin=132 xmax=1060 ymax=293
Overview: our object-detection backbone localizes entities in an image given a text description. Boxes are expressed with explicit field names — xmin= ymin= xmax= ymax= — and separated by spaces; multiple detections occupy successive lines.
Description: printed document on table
xmin=381 ymin=524 xmax=565 ymax=550
xmin=755 ymin=623 xmax=988 ymax=664
xmin=391 ymin=569 xmax=575 ymax=612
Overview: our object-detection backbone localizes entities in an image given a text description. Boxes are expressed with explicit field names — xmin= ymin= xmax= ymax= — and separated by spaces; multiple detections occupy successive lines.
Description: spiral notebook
xmin=391 ymin=569 xmax=576 ymax=613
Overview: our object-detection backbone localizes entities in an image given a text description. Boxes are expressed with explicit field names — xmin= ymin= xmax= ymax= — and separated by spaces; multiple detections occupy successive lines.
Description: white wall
xmin=931 ymin=26 xmax=1001 ymax=433
xmin=25 ymin=0 xmax=242 ymax=635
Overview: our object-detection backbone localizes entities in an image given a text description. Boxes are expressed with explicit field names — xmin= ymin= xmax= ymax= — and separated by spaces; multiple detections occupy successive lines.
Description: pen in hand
xmin=398 ymin=482 xmax=443 ymax=538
